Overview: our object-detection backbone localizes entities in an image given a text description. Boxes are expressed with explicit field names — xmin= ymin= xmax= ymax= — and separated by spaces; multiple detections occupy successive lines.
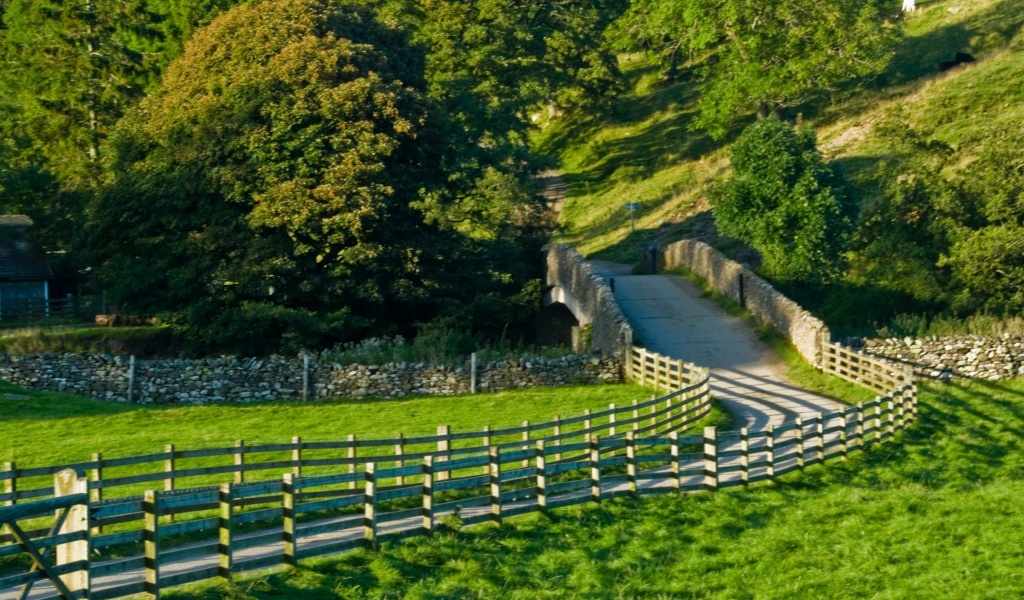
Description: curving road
xmin=589 ymin=260 xmax=844 ymax=429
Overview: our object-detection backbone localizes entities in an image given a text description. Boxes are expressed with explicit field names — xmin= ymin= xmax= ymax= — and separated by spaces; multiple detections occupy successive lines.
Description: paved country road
xmin=589 ymin=260 xmax=845 ymax=429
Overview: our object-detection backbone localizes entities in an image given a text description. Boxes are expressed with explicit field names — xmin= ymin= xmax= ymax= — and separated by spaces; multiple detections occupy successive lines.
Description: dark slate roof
xmin=0 ymin=216 xmax=52 ymax=280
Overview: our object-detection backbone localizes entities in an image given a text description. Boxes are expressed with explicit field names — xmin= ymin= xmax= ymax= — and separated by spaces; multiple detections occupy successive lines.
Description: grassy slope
xmin=539 ymin=0 xmax=1024 ymax=267
xmin=161 ymin=376 xmax=1024 ymax=599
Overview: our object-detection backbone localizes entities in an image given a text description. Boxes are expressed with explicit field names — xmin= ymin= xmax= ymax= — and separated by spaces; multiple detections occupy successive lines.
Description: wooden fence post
xmin=765 ymin=425 xmax=775 ymax=480
xmin=3 ymin=461 xmax=14 ymax=506
xmin=364 ymin=463 xmax=377 ymax=546
xmin=670 ymin=431 xmax=681 ymax=490
xmin=840 ymin=412 xmax=849 ymax=462
xmin=348 ymin=434 xmax=357 ymax=489
xmin=664 ymin=397 xmax=674 ymax=432
xmin=394 ymin=433 xmax=405 ymax=485
xmin=54 ymin=469 xmax=90 ymax=597
xmin=795 ymin=417 xmax=805 ymax=471
xmin=650 ymin=401 xmax=657 ymax=430
xmin=482 ymin=426 xmax=492 ymax=475
xmin=282 ymin=473 xmax=296 ymax=567
xmin=522 ymin=421 xmax=530 ymax=467
xmin=422 ymin=457 xmax=434 ymax=535
xmin=815 ymin=413 xmax=825 ymax=465
xmin=489 ymin=447 xmax=501 ymax=525
xmin=164 ymin=445 xmax=175 ymax=524
xmin=887 ymin=399 xmax=896 ymax=439
xmin=608 ymin=404 xmax=616 ymax=436
xmin=553 ymin=418 xmax=562 ymax=462
xmin=590 ymin=436 xmax=602 ymax=503
xmin=292 ymin=436 xmax=302 ymax=478
xmin=856 ymin=403 xmax=865 ymax=450
xmin=584 ymin=409 xmax=592 ymax=442
xmin=625 ymin=432 xmax=637 ymax=496
xmin=218 ymin=483 xmax=233 ymax=582
xmin=874 ymin=402 xmax=882 ymax=444
xmin=143 ymin=490 xmax=160 ymax=600
xmin=91 ymin=452 xmax=103 ymax=534
xmin=703 ymin=427 xmax=718 ymax=492
xmin=740 ymin=428 xmax=749 ymax=487
xmin=436 ymin=426 xmax=450 ymax=481
xmin=234 ymin=439 xmax=245 ymax=484
xmin=632 ymin=399 xmax=639 ymax=432
xmin=536 ymin=441 xmax=547 ymax=510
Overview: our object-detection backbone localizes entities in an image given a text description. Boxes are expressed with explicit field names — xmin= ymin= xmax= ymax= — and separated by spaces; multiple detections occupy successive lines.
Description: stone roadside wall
xmin=545 ymin=244 xmax=634 ymax=356
xmin=658 ymin=240 xmax=830 ymax=366
xmin=860 ymin=335 xmax=1024 ymax=381
xmin=0 ymin=353 xmax=622 ymax=404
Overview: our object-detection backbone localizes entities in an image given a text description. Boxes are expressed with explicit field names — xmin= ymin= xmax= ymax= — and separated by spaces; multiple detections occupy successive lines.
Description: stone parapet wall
xmin=861 ymin=335 xmax=1024 ymax=381
xmin=0 ymin=353 xmax=622 ymax=404
xmin=660 ymin=240 xmax=830 ymax=366
xmin=545 ymin=244 xmax=633 ymax=356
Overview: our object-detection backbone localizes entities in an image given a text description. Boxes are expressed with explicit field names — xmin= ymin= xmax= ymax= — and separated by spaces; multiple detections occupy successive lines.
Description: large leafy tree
xmin=611 ymin=0 xmax=903 ymax=138
xmin=86 ymin=0 xmax=488 ymax=353
xmin=711 ymin=118 xmax=854 ymax=283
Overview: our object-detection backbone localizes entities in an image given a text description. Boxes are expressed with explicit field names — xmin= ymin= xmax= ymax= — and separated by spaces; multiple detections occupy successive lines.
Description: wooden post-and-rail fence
xmin=0 ymin=344 xmax=916 ymax=600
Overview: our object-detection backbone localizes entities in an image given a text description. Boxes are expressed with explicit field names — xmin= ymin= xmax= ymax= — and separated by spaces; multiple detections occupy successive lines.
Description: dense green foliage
xmin=711 ymin=118 xmax=853 ymax=282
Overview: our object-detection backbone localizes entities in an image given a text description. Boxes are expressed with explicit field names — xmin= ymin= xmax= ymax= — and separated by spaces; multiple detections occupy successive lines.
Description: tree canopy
xmin=610 ymin=0 xmax=903 ymax=138
xmin=85 ymin=0 xmax=544 ymax=353
xmin=711 ymin=118 xmax=854 ymax=283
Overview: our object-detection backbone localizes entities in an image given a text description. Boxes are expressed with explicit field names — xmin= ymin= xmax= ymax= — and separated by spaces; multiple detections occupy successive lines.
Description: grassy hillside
xmin=538 ymin=0 xmax=1024 ymax=269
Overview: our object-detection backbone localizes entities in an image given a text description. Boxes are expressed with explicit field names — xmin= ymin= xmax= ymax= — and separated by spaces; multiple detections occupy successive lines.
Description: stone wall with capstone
xmin=545 ymin=244 xmax=634 ymax=356
xmin=0 ymin=353 xmax=622 ymax=404
xmin=859 ymin=335 xmax=1024 ymax=381
xmin=658 ymin=240 xmax=830 ymax=366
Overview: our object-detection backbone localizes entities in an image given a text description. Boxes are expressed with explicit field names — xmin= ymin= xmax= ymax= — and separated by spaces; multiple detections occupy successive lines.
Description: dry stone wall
xmin=545 ymin=244 xmax=633 ymax=356
xmin=861 ymin=335 xmax=1024 ymax=381
xmin=659 ymin=240 xmax=830 ymax=366
xmin=0 ymin=353 xmax=621 ymax=404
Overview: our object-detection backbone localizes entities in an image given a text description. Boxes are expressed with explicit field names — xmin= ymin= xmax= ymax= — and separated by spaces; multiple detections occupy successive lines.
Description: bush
xmin=711 ymin=117 xmax=854 ymax=283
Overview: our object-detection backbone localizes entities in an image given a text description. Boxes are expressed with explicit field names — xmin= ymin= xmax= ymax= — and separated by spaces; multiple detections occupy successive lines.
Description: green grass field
xmin=152 ymin=377 xmax=1024 ymax=600
xmin=0 ymin=380 xmax=730 ymax=470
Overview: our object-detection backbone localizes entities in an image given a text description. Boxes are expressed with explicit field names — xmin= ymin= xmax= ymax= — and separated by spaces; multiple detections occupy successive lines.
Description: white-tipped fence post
xmin=143 ymin=489 xmax=160 ymax=600
xmin=740 ymin=428 xmax=749 ymax=487
xmin=795 ymin=417 xmax=805 ymax=471
xmin=3 ymin=461 xmax=15 ymax=506
xmin=422 ymin=457 xmax=434 ymax=535
xmin=364 ymin=463 xmax=377 ymax=546
xmin=765 ymin=425 xmax=775 ymax=480
xmin=626 ymin=431 xmax=637 ymax=496
xmin=218 ymin=483 xmax=233 ymax=582
xmin=536 ymin=440 xmax=547 ymax=510
xmin=436 ymin=426 xmax=451 ymax=481
xmin=54 ymin=469 xmax=90 ymax=597
xmin=703 ymin=427 xmax=718 ymax=492
xmin=489 ymin=447 xmax=501 ymax=525
xmin=670 ymin=431 xmax=681 ymax=490
xmin=816 ymin=412 xmax=825 ymax=465
xmin=590 ymin=436 xmax=602 ymax=503
xmin=282 ymin=473 xmax=296 ymax=566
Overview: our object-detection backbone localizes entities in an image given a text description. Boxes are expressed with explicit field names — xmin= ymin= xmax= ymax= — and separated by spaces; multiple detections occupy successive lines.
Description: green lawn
xmin=159 ymin=378 xmax=1024 ymax=599
xmin=0 ymin=380 xmax=703 ymax=469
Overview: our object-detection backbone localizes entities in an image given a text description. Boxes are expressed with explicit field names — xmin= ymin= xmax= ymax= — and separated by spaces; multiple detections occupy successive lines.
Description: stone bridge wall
xmin=659 ymin=240 xmax=830 ymax=366
xmin=545 ymin=244 xmax=633 ymax=357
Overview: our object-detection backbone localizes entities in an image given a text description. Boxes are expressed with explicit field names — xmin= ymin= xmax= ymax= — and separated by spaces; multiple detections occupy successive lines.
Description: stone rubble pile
xmin=0 ymin=353 xmax=622 ymax=404
xmin=860 ymin=334 xmax=1024 ymax=381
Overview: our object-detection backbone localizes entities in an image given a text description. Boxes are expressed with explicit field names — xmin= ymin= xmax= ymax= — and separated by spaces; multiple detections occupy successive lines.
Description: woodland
xmin=1 ymin=0 xmax=1022 ymax=352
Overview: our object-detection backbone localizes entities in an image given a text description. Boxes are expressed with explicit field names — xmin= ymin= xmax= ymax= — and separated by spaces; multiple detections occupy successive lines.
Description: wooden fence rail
xmin=0 ymin=346 xmax=917 ymax=600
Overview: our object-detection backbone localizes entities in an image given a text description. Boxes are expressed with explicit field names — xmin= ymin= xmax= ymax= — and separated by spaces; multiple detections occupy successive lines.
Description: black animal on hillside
xmin=939 ymin=52 xmax=976 ymax=72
